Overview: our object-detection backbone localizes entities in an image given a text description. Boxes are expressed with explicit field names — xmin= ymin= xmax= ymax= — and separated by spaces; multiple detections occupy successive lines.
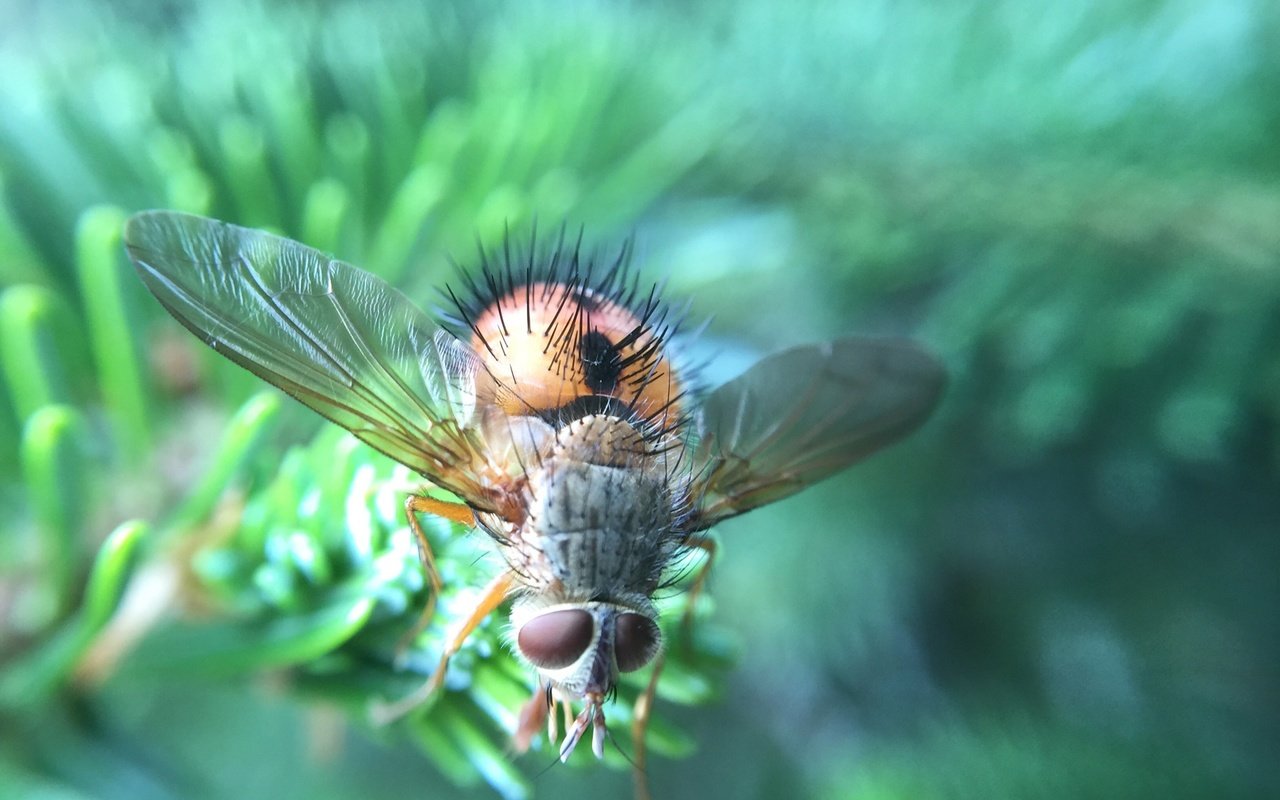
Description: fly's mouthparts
xmin=593 ymin=707 xmax=607 ymax=760
xmin=559 ymin=695 xmax=607 ymax=762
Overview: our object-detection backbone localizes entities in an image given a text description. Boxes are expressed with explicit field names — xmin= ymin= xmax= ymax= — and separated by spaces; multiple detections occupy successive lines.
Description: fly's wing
xmin=125 ymin=211 xmax=501 ymax=509
xmin=687 ymin=337 xmax=945 ymax=529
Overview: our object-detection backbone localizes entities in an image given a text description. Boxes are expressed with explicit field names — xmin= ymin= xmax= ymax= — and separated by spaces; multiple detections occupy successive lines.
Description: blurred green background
xmin=1 ymin=0 xmax=1276 ymax=798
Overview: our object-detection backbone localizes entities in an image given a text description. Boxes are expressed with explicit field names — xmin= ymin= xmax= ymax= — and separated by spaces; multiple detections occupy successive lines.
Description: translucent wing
xmin=125 ymin=211 xmax=501 ymax=509
xmin=688 ymin=337 xmax=945 ymax=529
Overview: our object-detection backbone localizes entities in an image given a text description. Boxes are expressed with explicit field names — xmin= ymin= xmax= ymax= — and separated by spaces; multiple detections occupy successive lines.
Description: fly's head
xmin=510 ymin=594 xmax=662 ymax=760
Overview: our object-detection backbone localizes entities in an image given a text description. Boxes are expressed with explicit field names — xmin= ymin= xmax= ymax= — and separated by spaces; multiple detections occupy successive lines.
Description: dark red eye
xmin=614 ymin=612 xmax=660 ymax=673
xmin=517 ymin=609 xmax=594 ymax=669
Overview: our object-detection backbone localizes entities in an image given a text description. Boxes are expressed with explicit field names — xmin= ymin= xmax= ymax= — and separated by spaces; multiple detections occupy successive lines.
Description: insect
xmin=124 ymin=211 xmax=945 ymax=798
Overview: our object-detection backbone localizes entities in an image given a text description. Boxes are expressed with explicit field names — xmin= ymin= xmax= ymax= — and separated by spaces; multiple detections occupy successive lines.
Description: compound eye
xmin=517 ymin=609 xmax=595 ymax=670
xmin=614 ymin=612 xmax=661 ymax=673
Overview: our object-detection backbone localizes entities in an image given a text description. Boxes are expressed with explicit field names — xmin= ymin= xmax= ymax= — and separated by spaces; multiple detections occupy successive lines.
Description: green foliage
xmin=1 ymin=1 xmax=1277 ymax=799
xmin=0 ymin=1 xmax=736 ymax=797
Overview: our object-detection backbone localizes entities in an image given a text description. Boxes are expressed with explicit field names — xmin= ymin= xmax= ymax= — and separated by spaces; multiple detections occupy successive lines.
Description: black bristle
xmin=438 ymin=222 xmax=704 ymax=448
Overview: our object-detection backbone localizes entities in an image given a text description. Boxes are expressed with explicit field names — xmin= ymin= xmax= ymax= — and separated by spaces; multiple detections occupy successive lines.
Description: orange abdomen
xmin=470 ymin=282 xmax=681 ymax=424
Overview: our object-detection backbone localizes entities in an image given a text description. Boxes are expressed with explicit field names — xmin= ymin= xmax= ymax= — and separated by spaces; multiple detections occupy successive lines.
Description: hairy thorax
xmin=485 ymin=414 xmax=687 ymax=604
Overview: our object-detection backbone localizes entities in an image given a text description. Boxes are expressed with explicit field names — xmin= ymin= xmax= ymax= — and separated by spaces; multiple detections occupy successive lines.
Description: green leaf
xmin=166 ymin=391 xmax=282 ymax=533
xmin=76 ymin=205 xmax=152 ymax=460
xmin=19 ymin=404 xmax=91 ymax=621
xmin=0 ymin=520 xmax=147 ymax=710
xmin=0 ymin=286 xmax=81 ymax=421
xmin=127 ymin=588 xmax=376 ymax=675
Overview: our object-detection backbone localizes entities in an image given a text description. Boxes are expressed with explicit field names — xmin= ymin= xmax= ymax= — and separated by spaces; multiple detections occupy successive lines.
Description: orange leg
xmin=513 ymin=683 xmax=550 ymax=754
xmin=678 ymin=536 xmax=717 ymax=637
xmin=513 ymin=684 xmax=592 ymax=756
xmin=370 ymin=569 xmax=514 ymax=725
xmin=394 ymin=494 xmax=476 ymax=658
xmin=632 ymin=534 xmax=716 ymax=800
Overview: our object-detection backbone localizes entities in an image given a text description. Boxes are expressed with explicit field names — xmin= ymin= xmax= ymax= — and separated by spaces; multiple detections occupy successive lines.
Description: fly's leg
xmin=678 ymin=535 xmax=717 ymax=638
xmin=394 ymin=494 xmax=476 ymax=659
xmin=632 ymin=534 xmax=717 ymax=800
xmin=513 ymin=683 xmax=551 ymax=753
xmin=370 ymin=569 xmax=513 ymax=725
